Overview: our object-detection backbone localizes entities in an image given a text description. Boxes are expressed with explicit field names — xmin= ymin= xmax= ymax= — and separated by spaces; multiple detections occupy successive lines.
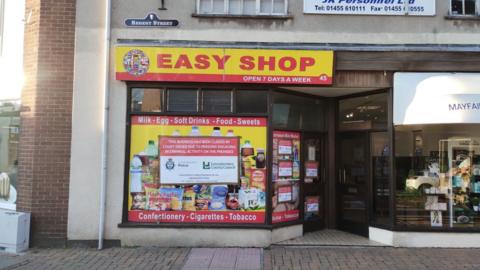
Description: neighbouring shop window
xmin=131 ymin=88 xmax=164 ymax=113
xmin=127 ymin=115 xmax=268 ymax=224
xmin=236 ymin=90 xmax=268 ymax=114
xmin=395 ymin=124 xmax=480 ymax=229
xmin=450 ymin=0 xmax=477 ymax=16
xmin=197 ymin=0 xmax=288 ymax=15
xmin=272 ymin=130 xmax=301 ymax=223
xmin=338 ymin=93 xmax=388 ymax=131
xmin=273 ymin=92 xmax=325 ymax=132
xmin=0 ymin=100 xmax=20 ymax=210
xmin=202 ymin=89 xmax=232 ymax=113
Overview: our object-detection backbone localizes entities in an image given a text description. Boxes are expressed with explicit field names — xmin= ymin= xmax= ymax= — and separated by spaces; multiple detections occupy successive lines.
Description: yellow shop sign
xmin=116 ymin=47 xmax=333 ymax=85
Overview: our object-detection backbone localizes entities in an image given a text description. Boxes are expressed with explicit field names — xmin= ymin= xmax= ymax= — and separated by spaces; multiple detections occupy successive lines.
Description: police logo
xmin=165 ymin=159 xmax=175 ymax=170
xmin=123 ymin=49 xmax=150 ymax=76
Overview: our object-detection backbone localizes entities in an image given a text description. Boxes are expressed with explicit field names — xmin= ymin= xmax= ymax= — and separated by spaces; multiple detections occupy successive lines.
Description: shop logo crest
xmin=165 ymin=158 xmax=175 ymax=170
xmin=123 ymin=49 xmax=150 ymax=76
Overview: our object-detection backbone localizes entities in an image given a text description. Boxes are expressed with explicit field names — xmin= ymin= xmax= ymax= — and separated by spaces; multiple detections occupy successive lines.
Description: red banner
xmin=272 ymin=210 xmax=300 ymax=224
xmin=273 ymin=130 xmax=301 ymax=140
xmin=128 ymin=210 xmax=265 ymax=224
xmin=131 ymin=115 xmax=267 ymax=127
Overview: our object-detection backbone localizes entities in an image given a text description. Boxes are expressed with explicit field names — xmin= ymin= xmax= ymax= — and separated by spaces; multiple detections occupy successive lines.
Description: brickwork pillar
xmin=18 ymin=0 xmax=76 ymax=246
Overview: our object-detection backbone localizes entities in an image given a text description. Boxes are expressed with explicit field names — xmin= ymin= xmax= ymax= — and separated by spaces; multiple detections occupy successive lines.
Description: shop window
xmin=202 ymin=89 xmax=232 ymax=113
xmin=167 ymin=89 xmax=199 ymax=112
xmin=450 ymin=0 xmax=477 ymax=16
xmin=338 ymin=93 xmax=388 ymax=131
xmin=0 ymin=100 xmax=20 ymax=210
xmin=395 ymin=124 xmax=480 ymax=229
xmin=273 ymin=92 xmax=325 ymax=131
xmin=131 ymin=88 xmax=163 ymax=113
xmin=127 ymin=115 xmax=268 ymax=224
xmin=236 ymin=90 xmax=268 ymax=114
xmin=197 ymin=0 xmax=288 ymax=15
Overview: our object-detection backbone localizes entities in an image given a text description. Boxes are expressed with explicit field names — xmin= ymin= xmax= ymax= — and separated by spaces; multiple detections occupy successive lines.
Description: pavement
xmin=1 ymin=231 xmax=480 ymax=270
xmin=2 ymin=246 xmax=480 ymax=270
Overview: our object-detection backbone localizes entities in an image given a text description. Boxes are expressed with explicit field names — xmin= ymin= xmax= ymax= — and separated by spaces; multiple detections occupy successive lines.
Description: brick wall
xmin=17 ymin=0 xmax=76 ymax=246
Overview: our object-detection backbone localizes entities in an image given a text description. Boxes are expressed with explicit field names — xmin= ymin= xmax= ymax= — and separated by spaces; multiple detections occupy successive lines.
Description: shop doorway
xmin=302 ymin=132 xmax=326 ymax=232
xmin=337 ymin=132 xmax=369 ymax=236
xmin=336 ymin=91 xmax=389 ymax=237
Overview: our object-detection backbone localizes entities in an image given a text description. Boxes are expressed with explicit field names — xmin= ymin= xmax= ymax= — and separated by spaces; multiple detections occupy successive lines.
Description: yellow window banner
xmin=116 ymin=47 xmax=334 ymax=85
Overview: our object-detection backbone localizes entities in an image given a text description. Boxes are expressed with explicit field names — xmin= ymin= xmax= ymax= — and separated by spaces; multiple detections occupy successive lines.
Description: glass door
xmin=338 ymin=132 xmax=369 ymax=236
xmin=302 ymin=132 xmax=326 ymax=232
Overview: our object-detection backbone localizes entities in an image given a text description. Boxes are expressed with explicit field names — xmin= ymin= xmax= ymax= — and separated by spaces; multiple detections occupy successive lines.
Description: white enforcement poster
xmin=304 ymin=0 xmax=435 ymax=16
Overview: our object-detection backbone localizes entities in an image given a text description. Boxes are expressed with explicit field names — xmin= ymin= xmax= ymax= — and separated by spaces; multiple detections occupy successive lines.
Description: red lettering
xmin=258 ymin=56 xmax=276 ymax=71
xmin=212 ymin=55 xmax=231 ymax=70
xmin=278 ymin=57 xmax=297 ymax=72
xmin=174 ymin=54 xmax=193 ymax=69
xmin=157 ymin=54 xmax=172 ymax=68
xmin=300 ymin=57 xmax=315 ymax=71
xmin=194 ymin=55 xmax=210 ymax=69
xmin=239 ymin=56 xmax=255 ymax=70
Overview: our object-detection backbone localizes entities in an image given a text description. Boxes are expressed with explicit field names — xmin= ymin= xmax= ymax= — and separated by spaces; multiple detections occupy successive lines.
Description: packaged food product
xmin=131 ymin=192 xmax=146 ymax=210
xmin=226 ymin=193 xmax=240 ymax=210
xmin=209 ymin=185 xmax=228 ymax=211
xmin=239 ymin=188 xmax=260 ymax=210
xmin=250 ymin=169 xmax=266 ymax=191
xmin=194 ymin=185 xmax=211 ymax=210
xmin=144 ymin=184 xmax=161 ymax=210
xmin=182 ymin=188 xmax=196 ymax=211
xmin=195 ymin=199 xmax=209 ymax=210
xmin=159 ymin=187 xmax=184 ymax=211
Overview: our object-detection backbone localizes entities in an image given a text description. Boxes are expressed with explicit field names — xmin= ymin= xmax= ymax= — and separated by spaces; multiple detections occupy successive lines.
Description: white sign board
xmin=159 ymin=137 xmax=240 ymax=184
xmin=304 ymin=0 xmax=435 ymax=16
xmin=394 ymin=73 xmax=480 ymax=125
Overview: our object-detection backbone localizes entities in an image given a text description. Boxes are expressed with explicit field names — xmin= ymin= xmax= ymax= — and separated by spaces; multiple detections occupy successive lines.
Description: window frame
xmin=450 ymin=0 xmax=479 ymax=16
xmin=196 ymin=0 xmax=288 ymax=16
xmin=0 ymin=0 xmax=5 ymax=56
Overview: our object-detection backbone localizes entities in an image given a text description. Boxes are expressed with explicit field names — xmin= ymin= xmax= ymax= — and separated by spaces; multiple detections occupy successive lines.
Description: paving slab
xmin=182 ymin=248 xmax=262 ymax=270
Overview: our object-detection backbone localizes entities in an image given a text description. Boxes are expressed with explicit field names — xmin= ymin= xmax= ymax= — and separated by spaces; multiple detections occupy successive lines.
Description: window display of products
xmin=127 ymin=115 xmax=267 ymax=224
xmin=396 ymin=124 xmax=480 ymax=229
xmin=272 ymin=130 xmax=301 ymax=223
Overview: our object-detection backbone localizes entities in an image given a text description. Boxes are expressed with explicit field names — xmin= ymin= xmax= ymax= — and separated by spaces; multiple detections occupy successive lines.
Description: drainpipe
xmin=98 ymin=0 xmax=112 ymax=250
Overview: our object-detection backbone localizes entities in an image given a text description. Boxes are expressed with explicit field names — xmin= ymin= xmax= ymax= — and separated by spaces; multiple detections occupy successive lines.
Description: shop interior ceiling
xmin=280 ymin=87 xmax=384 ymax=97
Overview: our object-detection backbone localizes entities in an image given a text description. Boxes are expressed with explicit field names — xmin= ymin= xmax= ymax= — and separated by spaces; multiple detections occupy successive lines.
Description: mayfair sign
xmin=115 ymin=47 xmax=334 ymax=85
xmin=304 ymin=0 xmax=436 ymax=16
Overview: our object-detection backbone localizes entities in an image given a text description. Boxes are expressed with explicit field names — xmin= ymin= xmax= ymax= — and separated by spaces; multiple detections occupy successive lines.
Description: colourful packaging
xmin=209 ymin=185 xmax=228 ymax=211
xmin=144 ymin=184 xmax=160 ymax=210
xmin=159 ymin=187 xmax=184 ymax=211
xmin=250 ymin=169 xmax=266 ymax=191
xmin=183 ymin=188 xmax=196 ymax=211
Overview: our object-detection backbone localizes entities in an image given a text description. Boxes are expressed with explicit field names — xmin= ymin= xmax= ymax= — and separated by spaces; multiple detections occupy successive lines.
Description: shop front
xmin=112 ymin=44 xmax=480 ymax=247
xmin=113 ymin=45 xmax=335 ymax=246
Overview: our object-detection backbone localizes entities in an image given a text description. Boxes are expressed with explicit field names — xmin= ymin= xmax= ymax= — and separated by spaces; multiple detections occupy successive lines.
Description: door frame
xmin=301 ymin=131 xmax=327 ymax=232
xmin=334 ymin=89 xmax=391 ymax=236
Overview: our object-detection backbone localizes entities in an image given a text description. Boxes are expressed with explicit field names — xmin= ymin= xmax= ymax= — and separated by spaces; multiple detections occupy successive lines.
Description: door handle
xmin=343 ymin=169 xmax=346 ymax=184
xmin=322 ymin=168 xmax=326 ymax=184
xmin=338 ymin=169 xmax=342 ymax=184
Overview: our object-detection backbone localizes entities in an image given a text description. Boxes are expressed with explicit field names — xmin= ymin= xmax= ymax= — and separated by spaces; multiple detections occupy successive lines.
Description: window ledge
xmin=192 ymin=13 xmax=293 ymax=20
xmin=445 ymin=15 xmax=480 ymax=20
